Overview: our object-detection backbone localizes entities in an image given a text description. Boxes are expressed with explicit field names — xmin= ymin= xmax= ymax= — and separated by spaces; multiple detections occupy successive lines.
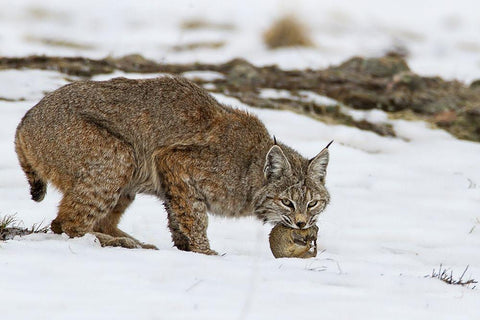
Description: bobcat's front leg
xmin=164 ymin=196 xmax=216 ymax=255
xmin=157 ymin=147 xmax=217 ymax=255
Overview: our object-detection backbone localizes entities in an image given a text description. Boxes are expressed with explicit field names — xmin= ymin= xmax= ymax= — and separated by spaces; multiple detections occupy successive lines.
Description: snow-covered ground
xmin=2 ymin=0 xmax=480 ymax=82
xmin=1 ymin=1 xmax=479 ymax=319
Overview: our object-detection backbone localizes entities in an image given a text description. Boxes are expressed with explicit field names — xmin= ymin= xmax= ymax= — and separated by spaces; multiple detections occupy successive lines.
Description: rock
xmin=225 ymin=58 xmax=261 ymax=87
xmin=469 ymin=79 xmax=480 ymax=88
xmin=391 ymin=71 xmax=425 ymax=90
xmin=335 ymin=56 xmax=410 ymax=77
xmin=110 ymin=54 xmax=158 ymax=72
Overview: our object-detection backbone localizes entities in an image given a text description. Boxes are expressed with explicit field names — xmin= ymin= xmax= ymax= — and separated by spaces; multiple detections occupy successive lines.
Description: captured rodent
xmin=269 ymin=224 xmax=318 ymax=258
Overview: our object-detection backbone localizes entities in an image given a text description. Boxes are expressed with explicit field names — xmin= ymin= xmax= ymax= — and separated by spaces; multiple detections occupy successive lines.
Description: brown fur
xmin=269 ymin=224 xmax=318 ymax=258
xmin=15 ymin=76 xmax=330 ymax=254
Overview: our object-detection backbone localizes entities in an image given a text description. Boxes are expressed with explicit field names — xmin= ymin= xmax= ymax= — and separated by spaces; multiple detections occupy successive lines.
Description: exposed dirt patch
xmin=2 ymin=54 xmax=480 ymax=141
xmin=0 ymin=226 xmax=32 ymax=240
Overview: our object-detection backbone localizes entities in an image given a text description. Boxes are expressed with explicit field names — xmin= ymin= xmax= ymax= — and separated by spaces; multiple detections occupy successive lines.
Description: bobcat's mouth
xmin=280 ymin=215 xmax=319 ymax=229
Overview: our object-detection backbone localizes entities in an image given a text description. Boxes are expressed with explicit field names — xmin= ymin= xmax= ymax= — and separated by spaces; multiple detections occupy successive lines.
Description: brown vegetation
xmin=180 ymin=18 xmax=234 ymax=31
xmin=24 ymin=35 xmax=94 ymax=50
xmin=427 ymin=264 xmax=477 ymax=288
xmin=0 ymin=214 xmax=48 ymax=240
xmin=263 ymin=15 xmax=313 ymax=49
xmin=171 ymin=41 xmax=225 ymax=52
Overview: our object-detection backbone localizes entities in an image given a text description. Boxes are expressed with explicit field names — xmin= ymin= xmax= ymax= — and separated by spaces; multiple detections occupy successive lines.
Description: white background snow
xmin=0 ymin=1 xmax=479 ymax=319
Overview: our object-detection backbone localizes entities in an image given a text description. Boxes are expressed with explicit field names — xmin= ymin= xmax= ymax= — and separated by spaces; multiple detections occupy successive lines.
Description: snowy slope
xmin=1 ymin=0 xmax=480 ymax=81
xmin=1 ymin=1 xmax=480 ymax=320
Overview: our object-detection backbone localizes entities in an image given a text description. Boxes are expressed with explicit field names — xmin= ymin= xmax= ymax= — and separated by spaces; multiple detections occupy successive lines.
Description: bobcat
xmin=15 ymin=76 xmax=331 ymax=254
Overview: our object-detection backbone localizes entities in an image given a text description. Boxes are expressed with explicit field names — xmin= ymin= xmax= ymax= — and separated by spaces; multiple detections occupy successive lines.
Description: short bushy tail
xmin=14 ymin=131 xmax=47 ymax=202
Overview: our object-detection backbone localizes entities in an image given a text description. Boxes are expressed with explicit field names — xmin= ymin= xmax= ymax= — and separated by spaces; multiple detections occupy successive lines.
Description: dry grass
xmin=469 ymin=217 xmax=480 ymax=234
xmin=263 ymin=15 xmax=313 ymax=49
xmin=427 ymin=264 xmax=477 ymax=289
xmin=24 ymin=35 xmax=94 ymax=50
xmin=171 ymin=41 xmax=225 ymax=52
xmin=180 ymin=18 xmax=234 ymax=31
xmin=0 ymin=214 xmax=49 ymax=241
xmin=0 ymin=214 xmax=18 ymax=231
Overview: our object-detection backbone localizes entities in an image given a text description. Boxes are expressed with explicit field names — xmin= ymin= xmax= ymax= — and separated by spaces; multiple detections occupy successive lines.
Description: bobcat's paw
xmin=192 ymin=248 xmax=218 ymax=255
xmin=91 ymin=232 xmax=158 ymax=250
xmin=92 ymin=232 xmax=139 ymax=249
xmin=139 ymin=242 xmax=159 ymax=250
xmin=104 ymin=237 xmax=141 ymax=249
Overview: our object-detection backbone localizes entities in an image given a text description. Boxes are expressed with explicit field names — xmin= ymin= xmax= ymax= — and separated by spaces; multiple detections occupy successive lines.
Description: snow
xmin=259 ymin=88 xmax=295 ymax=100
xmin=2 ymin=0 xmax=480 ymax=81
xmin=1 ymin=1 xmax=480 ymax=320
xmin=298 ymin=91 xmax=339 ymax=106
xmin=181 ymin=70 xmax=225 ymax=81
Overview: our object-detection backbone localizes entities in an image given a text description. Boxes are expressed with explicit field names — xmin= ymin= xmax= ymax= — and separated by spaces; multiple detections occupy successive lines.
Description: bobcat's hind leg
xmin=93 ymin=193 xmax=158 ymax=250
xmin=50 ymin=149 xmax=141 ymax=249
xmin=51 ymin=188 xmax=117 ymax=238
xmin=52 ymin=191 xmax=152 ymax=250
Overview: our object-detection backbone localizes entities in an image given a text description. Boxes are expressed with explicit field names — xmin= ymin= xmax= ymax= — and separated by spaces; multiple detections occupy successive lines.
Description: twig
xmin=467 ymin=178 xmax=477 ymax=189
xmin=185 ymin=279 xmax=203 ymax=293
xmin=469 ymin=218 xmax=480 ymax=234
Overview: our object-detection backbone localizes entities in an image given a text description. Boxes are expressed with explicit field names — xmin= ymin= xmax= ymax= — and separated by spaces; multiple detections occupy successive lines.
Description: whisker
xmin=262 ymin=210 xmax=284 ymax=224
xmin=306 ymin=215 xmax=319 ymax=228
xmin=282 ymin=215 xmax=293 ymax=224
xmin=281 ymin=215 xmax=298 ymax=229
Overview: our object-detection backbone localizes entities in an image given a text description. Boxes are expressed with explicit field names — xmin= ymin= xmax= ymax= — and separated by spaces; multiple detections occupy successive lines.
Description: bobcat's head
xmin=254 ymin=141 xmax=331 ymax=229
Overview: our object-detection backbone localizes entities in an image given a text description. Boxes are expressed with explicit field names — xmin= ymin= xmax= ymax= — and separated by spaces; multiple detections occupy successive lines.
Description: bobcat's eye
xmin=308 ymin=200 xmax=326 ymax=209
xmin=280 ymin=198 xmax=294 ymax=209
xmin=308 ymin=200 xmax=318 ymax=208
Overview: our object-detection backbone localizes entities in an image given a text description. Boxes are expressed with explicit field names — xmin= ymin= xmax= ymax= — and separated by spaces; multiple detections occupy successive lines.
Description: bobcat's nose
xmin=296 ymin=221 xmax=306 ymax=229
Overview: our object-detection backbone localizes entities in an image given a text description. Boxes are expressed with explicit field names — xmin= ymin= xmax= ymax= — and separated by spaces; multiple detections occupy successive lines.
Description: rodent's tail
xmin=14 ymin=129 xmax=47 ymax=202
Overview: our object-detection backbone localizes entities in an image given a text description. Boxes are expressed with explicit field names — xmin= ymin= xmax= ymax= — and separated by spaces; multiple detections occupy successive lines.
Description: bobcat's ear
xmin=264 ymin=145 xmax=292 ymax=181
xmin=307 ymin=142 xmax=331 ymax=183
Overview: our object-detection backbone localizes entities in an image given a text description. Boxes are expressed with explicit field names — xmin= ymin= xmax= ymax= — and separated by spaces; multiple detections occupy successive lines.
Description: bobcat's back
xmin=21 ymin=76 xmax=228 ymax=148
xmin=16 ymin=75 xmax=273 ymax=207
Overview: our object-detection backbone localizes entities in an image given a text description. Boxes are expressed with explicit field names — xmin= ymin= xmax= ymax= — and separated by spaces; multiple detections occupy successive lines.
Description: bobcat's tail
xmin=14 ymin=130 xmax=47 ymax=202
